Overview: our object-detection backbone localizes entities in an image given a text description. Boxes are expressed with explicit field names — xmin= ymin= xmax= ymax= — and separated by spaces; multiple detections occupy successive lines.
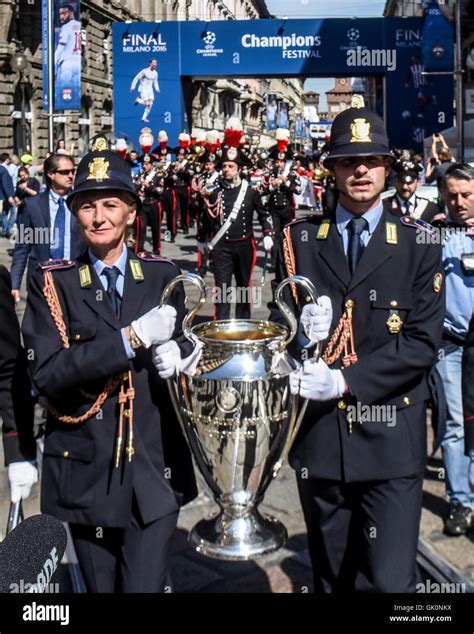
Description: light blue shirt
xmin=49 ymin=190 xmax=71 ymax=259
xmin=335 ymin=200 xmax=384 ymax=254
xmin=298 ymin=201 xmax=384 ymax=349
xmin=89 ymin=243 xmax=135 ymax=358
xmin=442 ymin=219 xmax=474 ymax=337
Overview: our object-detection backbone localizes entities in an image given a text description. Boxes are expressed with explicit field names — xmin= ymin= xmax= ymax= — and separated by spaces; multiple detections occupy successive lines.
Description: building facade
xmin=0 ymin=0 xmax=307 ymax=160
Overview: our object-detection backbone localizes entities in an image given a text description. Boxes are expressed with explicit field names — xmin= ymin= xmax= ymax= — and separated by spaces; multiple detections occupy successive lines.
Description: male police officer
xmin=270 ymin=98 xmax=445 ymax=592
xmin=205 ymin=144 xmax=274 ymax=320
xmin=434 ymin=163 xmax=474 ymax=535
xmin=388 ymin=160 xmax=440 ymax=223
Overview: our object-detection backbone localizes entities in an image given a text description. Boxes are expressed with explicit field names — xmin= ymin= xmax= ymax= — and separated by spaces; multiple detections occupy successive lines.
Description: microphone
xmin=0 ymin=514 xmax=67 ymax=593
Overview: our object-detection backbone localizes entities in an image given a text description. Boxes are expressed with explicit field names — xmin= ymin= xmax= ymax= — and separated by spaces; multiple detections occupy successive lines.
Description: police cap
xmin=323 ymin=96 xmax=392 ymax=167
xmin=393 ymin=159 xmax=422 ymax=183
xmin=68 ymin=138 xmax=141 ymax=211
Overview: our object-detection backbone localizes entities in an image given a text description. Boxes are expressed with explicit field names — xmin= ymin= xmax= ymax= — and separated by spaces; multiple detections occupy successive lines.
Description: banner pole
xmin=455 ymin=0 xmax=464 ymax=161
xmin=47 ymin=0 xmax=54 ymax=153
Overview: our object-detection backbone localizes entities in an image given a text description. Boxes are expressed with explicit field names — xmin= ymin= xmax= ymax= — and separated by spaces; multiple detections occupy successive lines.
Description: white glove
xmin=290 ymin=359 xmax=346 ymax=401
xmin=301 ymin=296 xmax=333 ymax=343
xmin=263 ymin=236 xmax=274 ymax=252
xmin=152 ymin=340 xmax=182 ymax=379
xmin=131 ymin=305 xmax=177 ymax=348
xmin=8 ymin=461 xmax=38 ymax=503
xmin=197 ymin=241 xmax=207 ymax=255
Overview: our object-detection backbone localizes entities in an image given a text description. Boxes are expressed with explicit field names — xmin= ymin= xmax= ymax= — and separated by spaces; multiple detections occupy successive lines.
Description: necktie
xmin=50 ymin=197 xmax=65 ymax=259
xmin=103 ymin=266 xmax=121 ymax=317
xmin=404 ymin=201 xmax=411 ymax=215
xmin=347 ymin=216 xmax=368 ymax=275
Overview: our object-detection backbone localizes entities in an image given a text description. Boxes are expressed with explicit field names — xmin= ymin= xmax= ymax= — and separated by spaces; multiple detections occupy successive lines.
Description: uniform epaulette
xmin=37 ymin=259 xmax=76 ymax=271
xmin=136 ymin=251 xmax=174 ymax=264
xmin=399 ymin=215 xmax=434 ymax=235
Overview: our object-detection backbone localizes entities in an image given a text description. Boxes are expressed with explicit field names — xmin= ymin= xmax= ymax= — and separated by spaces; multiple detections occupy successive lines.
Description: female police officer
xmin=21 ymin=141 xmax=196 ymax=593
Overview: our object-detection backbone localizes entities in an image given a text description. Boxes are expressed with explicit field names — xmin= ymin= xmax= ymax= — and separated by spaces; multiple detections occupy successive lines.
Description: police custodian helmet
xmin=323 ymin=95 xmax=393 ymax=167
xmin=67 ymin=137 xmax=142 ymax=211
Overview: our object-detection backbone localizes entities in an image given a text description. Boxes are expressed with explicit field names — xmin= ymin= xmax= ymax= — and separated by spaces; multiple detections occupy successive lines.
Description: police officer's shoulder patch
xmin=399 ymin=215 xmax=435 ymax=235
xmin=136 ymin=251 xmax=174 ymax=265
xmin=37 ymin=259 xmax=76 ymax=272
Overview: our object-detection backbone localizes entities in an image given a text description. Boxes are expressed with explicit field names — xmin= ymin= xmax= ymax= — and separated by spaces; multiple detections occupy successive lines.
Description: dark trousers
xmin=270 ymin=207 xmax=293 ymax=264
xmin=137 ymin=201 xmax=162 ymax=254
xmin=69 ymin=499 xmax=178 ymax=593
xmin=297 ymin=473 xmax=423 ymax=593
xmin=211 ymin=239 xmax=256 ymax=320
xmin=161 ymin=189 xmax=179 ymax=239
xmin=176 ymin=185 xmax=190 ymax=233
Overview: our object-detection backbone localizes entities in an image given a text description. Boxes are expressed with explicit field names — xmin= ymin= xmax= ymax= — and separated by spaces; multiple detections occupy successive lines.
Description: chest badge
xmin=386 ymin=312 xmax=403 ymax=334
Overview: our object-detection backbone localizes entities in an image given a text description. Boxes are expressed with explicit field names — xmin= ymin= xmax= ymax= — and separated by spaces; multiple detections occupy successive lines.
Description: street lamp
xmin=11 ymin=50 xmax=29 ymax=155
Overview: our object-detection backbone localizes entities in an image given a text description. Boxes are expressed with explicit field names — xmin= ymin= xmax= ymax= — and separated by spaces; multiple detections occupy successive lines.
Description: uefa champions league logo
xmin=197 ymin=30 xmax=223 ymax=57
xmin=347 ymin=28 xmax=360 ymax=43
xmin=203 ymin=31 xmax=216 ymax=46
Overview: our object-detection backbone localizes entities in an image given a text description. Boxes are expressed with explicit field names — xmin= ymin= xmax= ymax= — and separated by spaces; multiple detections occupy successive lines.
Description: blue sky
xmin=265 ymin=0 xmax=386 ymax=110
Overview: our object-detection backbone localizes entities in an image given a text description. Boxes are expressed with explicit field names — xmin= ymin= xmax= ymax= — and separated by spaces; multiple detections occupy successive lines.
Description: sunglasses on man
xmin=55 ymin=168 xmax=75 ymax=175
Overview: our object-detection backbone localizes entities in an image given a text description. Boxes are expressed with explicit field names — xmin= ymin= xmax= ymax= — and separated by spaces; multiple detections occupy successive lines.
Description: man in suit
xmin=387 ymin=159 xmax=441 ymax=223
xmin=0 ymin=153 xmax=15 ymax=238
xmin=270 ymin=98 xmax=445 ymax=592
xmin=21 ymin=143 xmax=197 ymax=592
xmin=1 ymin=265 xmax=37 ymax=503
xmin=10 ymin=153 xmax=84 ymax=302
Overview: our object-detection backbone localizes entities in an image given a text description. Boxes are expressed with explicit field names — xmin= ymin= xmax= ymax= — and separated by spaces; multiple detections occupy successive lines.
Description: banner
xmin=422 ymin=0 xmax=454 ymax=72
xmin=41 ymin=0 xmax=50 ymax=110
xmin=54 ymin=0 xmax=81 ymax=110
xmin=266 ymin=93 xmax=278 ymax=131
xmin=113 ymin=18 xmax=454 ymax=153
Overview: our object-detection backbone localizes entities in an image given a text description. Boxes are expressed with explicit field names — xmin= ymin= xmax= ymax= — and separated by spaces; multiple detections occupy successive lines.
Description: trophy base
xmin=189 ymin=508 xmax=288 ymax=561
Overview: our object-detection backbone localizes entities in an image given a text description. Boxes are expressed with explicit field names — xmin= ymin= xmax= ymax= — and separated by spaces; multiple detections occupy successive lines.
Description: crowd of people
xmin=0 ymin=96 xmax=473 ymax=593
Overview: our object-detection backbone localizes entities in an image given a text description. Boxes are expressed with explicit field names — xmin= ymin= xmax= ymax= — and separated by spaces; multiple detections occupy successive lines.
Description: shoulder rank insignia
xmin=129 ymin=259 xmax=144 ymax=281
xmin=38 ymin=259 xmax=75 ymax=271
xmin=78 ymin=264 xmax=92 ymax=288
xmin=433 ymin=272 xmax=443 ymax=293
xmin=316 ymin=219 xmax=331 ymax=240
xmin=136 ymin=251 xmax=173 ymax=264
xmin=386 ymin=222 xmax=398 ymax=244
xmin=399 ymin=215 xmax=434 ymax=235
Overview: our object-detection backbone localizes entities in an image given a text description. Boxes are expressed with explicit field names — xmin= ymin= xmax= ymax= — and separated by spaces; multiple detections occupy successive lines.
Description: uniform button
xmin=338 ymin=400 xmax=347 ymax=410
xmin=124 ymin=409 xmax=130 ymax=418
xmin=63 ymin=451 xmax=69 ymax=458
xmin=74 ymin=334 xmax=81 ymax=341
xmin=390 ymin=300 xmax=398 ymax=308
xmin=403 ymin=396 xmax=410 ymax=405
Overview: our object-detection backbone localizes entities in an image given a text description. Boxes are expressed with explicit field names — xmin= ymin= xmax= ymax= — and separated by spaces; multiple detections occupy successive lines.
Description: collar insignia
xmin=130 ymin=259 xmax=144 ymax=281
xmin=79 ymin=264 xmax=92 ymax=287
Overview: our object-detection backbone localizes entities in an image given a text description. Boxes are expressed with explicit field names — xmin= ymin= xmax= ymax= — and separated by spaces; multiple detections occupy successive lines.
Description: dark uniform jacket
xmin=22 ymin=250 xmax=197 ymax=527
xmin=267 ymin=171 xmax=301 ymax=210
xmin=207 ymin=181 xmax=274 ymax=244
xmin=0 ymin=266 xmax=35 ymax=465
xmin=386 ymin=193 xmax=441 ymax=224
xmin=462 ymin=314 xmax=474 ymax=456
xmin=269 ymin=208 xmax=445 ymax=482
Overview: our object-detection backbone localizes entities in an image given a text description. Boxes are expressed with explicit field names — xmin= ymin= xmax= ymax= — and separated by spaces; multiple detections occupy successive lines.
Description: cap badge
xmin=87 ymin=157 xmax=110 ymax=182
xmin=350 ymin=118 xmax=371 ymax=143
xmin=227 ymin=147 xmax=238 ymax=161
xmin=350 ymin=95 xmax=365 ymax=109
xmin=91 ymin=137 xmax=108 ymax=152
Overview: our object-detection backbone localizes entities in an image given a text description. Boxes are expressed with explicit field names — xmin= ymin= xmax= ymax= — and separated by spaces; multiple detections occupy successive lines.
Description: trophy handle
xmin=272 ymin=275 xmax=323 ymax=479
xmin=275 ymin=274 xmax=322 ymax=360
xmin=160 ymin=273 xmax=207 ymax=343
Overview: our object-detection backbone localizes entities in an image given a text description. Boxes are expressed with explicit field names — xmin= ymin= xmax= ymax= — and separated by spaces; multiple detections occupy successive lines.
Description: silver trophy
xmin=160 ymin=274 xmax=320 ymax=560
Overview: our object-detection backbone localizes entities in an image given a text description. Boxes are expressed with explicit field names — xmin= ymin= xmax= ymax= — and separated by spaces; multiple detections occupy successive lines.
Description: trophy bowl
xmin=161 ymin=274 xmax=319 ymax=560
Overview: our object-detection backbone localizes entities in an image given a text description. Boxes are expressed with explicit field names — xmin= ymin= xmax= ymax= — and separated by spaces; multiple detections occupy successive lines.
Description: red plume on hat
xmin=115 ymin=138 xmax=128 ymax=160
xmin=179 ymin=132 xmax=191 ymax=149
xmin=275 ymin=128 xmax=290 ymax=153
xmin=158 ymin=130 xmax=168 ymax=149
xmin=224 ymin=117 xmax=244 ymax=148
xmin=205 ymin=129 xmax=220 ymax=154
